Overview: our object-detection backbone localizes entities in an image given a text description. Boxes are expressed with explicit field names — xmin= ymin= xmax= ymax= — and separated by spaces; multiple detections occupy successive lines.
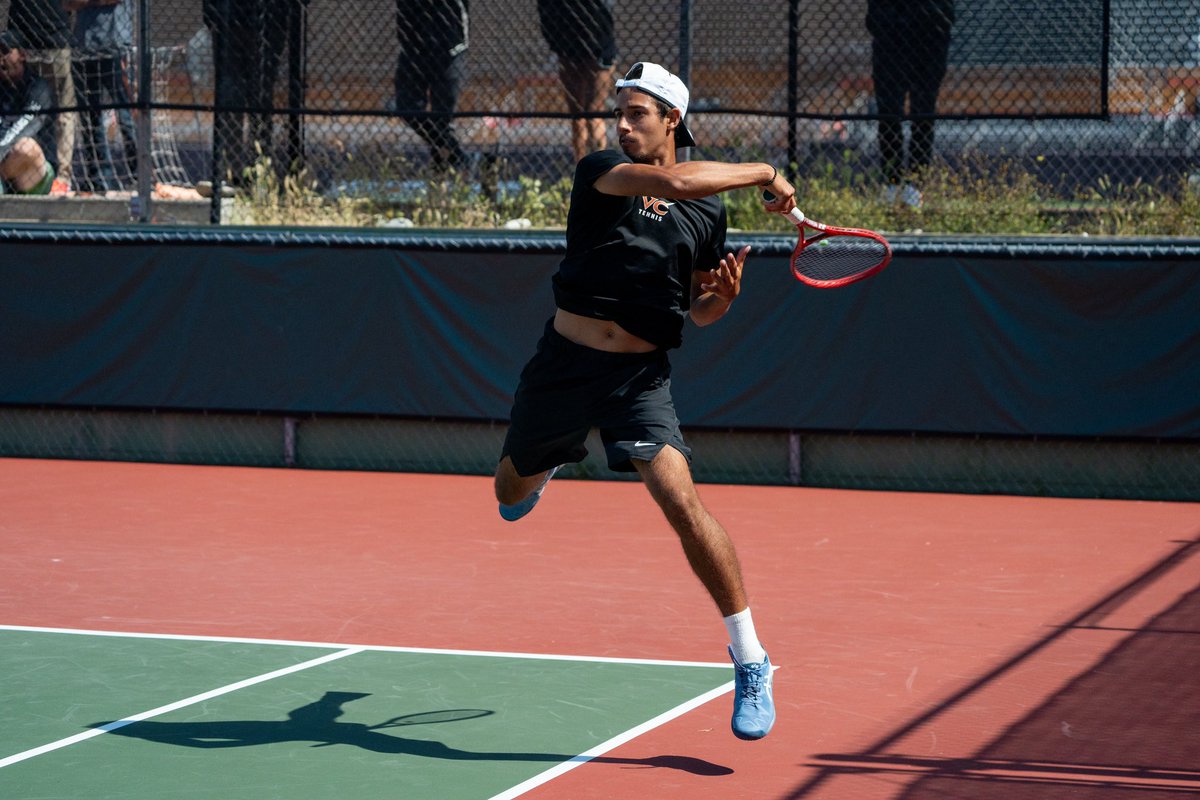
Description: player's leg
xmin=634 ymin=447 xmax=747 ymax=616
xmin=496 ymin=423 xmax=584 ymax=521
xmin=494 ymin=456 xmax=556 ymax=507
xmin=494 ymin=322 xmax=594 ymax=520
xmin=600 ymin=369 xmax=754 ymax=617
xmin=634 ymin=447 xmax=775 ymax=740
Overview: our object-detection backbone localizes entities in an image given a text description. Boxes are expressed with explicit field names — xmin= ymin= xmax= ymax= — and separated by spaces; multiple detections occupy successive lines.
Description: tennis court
xmin=3 ymin=456 xmax=1198 ymax=798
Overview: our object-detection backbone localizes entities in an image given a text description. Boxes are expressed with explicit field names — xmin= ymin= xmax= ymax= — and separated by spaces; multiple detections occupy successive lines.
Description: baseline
xmin=0 ymin=624 xmax=732 ymax=668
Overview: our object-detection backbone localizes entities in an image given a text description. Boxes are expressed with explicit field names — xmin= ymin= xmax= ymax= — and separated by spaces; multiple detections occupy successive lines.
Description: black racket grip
xmin=762 ymin=190 xmax=776 ymax=201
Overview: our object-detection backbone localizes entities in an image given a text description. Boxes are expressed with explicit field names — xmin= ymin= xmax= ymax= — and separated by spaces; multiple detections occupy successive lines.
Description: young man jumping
xmin=494 ymin=61 xmax=796 ymax=741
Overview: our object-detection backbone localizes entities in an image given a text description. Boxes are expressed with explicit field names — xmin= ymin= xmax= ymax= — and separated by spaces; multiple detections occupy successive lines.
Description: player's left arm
xmin=690 ymin=244 xmax=750 ymax=327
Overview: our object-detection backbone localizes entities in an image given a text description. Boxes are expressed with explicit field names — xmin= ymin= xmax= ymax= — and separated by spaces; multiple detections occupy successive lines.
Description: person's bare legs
xmin=0 ymin=138 xmax=50 ymax=192
xmin=495 ymin=456 xmax=558 ymax=512
xmin=558 ymin=60 xmax=614 ymax=162
xmin=634 ymin=446 xmax=748 ymax=616
xmin=635 ymin=445 xmax=775 ymax=739
xmin=584 ymin=63 xmax=614 ymax=154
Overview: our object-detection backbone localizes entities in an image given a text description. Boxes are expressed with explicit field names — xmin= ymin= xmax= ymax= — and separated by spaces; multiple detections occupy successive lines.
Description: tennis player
xmin=494 ymin=61 xmax=795 ymax=741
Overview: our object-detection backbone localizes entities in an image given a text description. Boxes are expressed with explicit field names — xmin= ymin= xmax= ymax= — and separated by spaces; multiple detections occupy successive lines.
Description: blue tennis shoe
xmin=498 ymin=465 xmax=561 ymax=522
xmin=729 ymin=646 xmax=775 ymax=740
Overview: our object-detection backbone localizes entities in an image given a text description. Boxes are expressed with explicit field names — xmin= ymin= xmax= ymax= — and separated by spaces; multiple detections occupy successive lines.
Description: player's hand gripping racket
xmin=764 ymin=191 xmax=892 ymax=288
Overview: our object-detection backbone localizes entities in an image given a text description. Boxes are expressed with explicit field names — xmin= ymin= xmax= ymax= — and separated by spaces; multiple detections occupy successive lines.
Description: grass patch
xmin=227 ymin=151 xmax=1200 ymax=237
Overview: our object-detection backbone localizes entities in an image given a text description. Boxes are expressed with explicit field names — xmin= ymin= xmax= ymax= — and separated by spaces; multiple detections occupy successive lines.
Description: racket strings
xmin=793 ymin=234 xmax=889 ymax=282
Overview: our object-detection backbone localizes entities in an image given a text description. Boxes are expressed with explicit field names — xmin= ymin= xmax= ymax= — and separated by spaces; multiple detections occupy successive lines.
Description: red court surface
xmin=2 ymin=457 xmax=1198 ymax=798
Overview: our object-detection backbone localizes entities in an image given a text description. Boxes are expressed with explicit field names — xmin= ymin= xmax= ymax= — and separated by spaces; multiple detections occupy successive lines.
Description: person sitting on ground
xmin=6 ymin=0 xmax=77 ymax=193
xmin=0 ymin=29 xmax=57 ymax=195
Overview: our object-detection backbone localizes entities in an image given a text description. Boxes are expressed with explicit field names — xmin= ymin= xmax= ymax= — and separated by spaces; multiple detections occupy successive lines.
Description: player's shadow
xmin=90 ymin=691 xmax=731 ymax=776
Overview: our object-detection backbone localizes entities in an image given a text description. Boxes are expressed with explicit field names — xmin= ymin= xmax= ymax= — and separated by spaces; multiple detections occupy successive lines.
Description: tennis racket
xmin=764 ymin=191 xmax=892 ymax=288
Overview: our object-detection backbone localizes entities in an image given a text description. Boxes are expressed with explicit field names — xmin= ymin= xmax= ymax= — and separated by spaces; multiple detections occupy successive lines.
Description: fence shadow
xmin=788 ymin=537 xmax=1200 ymax=798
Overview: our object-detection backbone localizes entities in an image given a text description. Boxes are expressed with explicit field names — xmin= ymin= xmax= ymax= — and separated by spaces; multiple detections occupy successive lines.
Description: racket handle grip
xmin=762 ymin=190 xmax=805 ymax=224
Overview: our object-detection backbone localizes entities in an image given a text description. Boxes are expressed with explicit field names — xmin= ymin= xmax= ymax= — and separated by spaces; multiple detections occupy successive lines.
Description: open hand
xmin=701 ymin=245 xmax=751 ymax=303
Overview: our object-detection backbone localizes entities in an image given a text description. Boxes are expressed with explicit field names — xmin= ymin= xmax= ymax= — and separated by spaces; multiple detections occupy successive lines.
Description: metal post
xmin=787 ymin=431 xmax=802 ymax=485
xmin=135 ymin=0 xmax=152 ymax=222
xmin=679 ymin=0 xmax=692 ymax=85
xmin=679 ymin=0 xmax=693 ymax=160
xmin=283 ymin=417 xmax=298 ymax=466
xmin=286 ymin=0 xmax=308 ymax=171
xmin=1099 ymin=0 xmax=1111 ymax=120
xmin=209 ymin=10 xmax=224 ymax=225
xmin=787 ymin=0 xmax=799 ymax=180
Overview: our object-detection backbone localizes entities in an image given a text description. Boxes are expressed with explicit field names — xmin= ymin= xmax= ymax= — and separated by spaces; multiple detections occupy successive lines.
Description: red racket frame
xmin=783 ymin=207 xmax=893 ymax=288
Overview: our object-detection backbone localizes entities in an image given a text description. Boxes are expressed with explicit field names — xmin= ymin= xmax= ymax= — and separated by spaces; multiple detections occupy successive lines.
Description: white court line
xmin=0 ymin=624 xmax=732 ymax=669
xmin=0 ymin=646 xmax=365 ymax=770
xmin=489 ymin=681 xmax=737 ymax=800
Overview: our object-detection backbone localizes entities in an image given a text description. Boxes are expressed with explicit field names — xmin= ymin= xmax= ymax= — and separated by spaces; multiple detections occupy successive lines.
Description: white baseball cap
xmin=614 ymin=61 xmax=696 ymax=148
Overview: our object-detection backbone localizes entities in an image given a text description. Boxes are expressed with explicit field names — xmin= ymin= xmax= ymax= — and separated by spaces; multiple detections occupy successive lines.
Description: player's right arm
xmin=594 ymin=160 xmax=795 ymax=211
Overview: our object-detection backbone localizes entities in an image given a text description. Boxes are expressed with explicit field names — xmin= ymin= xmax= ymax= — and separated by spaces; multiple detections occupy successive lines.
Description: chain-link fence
xmin=2 ymin=406 xmax=1197 ymax=501
xmin=2 ymin=0 xmax=1198 ymax=230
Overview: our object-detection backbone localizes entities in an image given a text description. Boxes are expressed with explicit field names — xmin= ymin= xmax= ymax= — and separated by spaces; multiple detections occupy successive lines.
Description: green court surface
xmin=1 ymin=628 xmax=734 ymax=799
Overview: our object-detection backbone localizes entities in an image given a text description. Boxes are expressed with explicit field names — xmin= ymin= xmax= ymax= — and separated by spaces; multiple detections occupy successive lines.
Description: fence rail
xmin=1 ymin=0 xmax=1197 ymax=232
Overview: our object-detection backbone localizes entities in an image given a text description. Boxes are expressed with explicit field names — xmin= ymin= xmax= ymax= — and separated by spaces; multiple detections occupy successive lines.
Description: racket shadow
xmin=90 ymin=690 xmax=732 ymax=777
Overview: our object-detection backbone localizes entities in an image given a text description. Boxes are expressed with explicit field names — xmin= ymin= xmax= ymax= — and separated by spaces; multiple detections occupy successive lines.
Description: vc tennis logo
xmin=638 ymin=196 xmax=675 ymax=221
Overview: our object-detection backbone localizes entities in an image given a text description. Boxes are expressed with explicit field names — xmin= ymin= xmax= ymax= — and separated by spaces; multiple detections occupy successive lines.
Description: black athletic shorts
xmin=501 ymin=319 xmax=691 ymax=476
xmin=537 ymin=0 xmax=618 ymax=69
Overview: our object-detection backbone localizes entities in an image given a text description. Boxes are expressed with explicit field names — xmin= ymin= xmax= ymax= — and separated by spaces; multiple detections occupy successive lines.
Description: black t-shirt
xmin=8 ymin=0 xmax=72 ymax=49
xmin=552 ymin=149 xmax=726 ymax=350
xmin=0 ymin=72 xmax=54 ymax=168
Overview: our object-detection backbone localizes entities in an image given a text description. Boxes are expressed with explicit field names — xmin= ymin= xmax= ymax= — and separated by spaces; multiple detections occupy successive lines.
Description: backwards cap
xmin=614 ymin=61 xmax=696 ymax=148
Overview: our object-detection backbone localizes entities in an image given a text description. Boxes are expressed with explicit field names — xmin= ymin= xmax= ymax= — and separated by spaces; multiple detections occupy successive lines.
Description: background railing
xmin=2 ymin=0 xmax=1198 ymax=232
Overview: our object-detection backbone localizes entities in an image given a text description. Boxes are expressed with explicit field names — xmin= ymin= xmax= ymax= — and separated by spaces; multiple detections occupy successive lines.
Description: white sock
xmin=724 ymin=607 xmax=767 ymax=665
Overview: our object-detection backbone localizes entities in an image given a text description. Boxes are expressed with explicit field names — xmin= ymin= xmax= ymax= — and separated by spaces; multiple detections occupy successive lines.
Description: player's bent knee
xmin=657 ymin=489 xmax=709 ymax=530
xmin=493 ymin=472 xmax=518 ymax=505
xmin=493 ymin=458 xmax=528 ymax=505
xmin=495 ymin=483 xmax=524 ymax=506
